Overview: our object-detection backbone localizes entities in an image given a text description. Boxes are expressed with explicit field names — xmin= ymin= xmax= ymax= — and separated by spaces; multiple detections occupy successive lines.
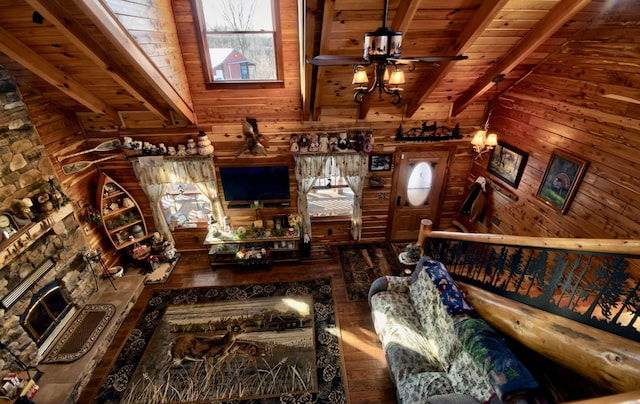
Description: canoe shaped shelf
xmin=97 ymin=173 xmax=150 ymax=252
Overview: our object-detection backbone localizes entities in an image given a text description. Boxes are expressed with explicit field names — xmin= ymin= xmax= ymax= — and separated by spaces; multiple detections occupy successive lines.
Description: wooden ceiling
xmin=0 ymin=0 xmax=614 ymax=129
xmin=0 ymin=0 xmax=195 ymax=129
xmin=304 ymin=0 xmax=599 ymax=121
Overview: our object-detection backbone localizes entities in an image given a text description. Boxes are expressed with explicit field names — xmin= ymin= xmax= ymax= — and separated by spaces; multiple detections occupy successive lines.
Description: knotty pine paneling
xmin=20 ymin=88 xmax=122 ymax=268
xmin=172 ymin=0 xmax=303 ymax=124
xmin=82 ymin=119 xmax=475 ymax=250
xmin=465 ymin=4 xmax=640 ymax=280
xmin=104 ymin=0 xmax=193 ymax=108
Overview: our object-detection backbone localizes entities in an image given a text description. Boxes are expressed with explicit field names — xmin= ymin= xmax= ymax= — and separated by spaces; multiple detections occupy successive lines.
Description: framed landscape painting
xmin=487 ymin=142 xmax=529 ymax=188
xmin=536 ymin=149 xmax=589 ymax=214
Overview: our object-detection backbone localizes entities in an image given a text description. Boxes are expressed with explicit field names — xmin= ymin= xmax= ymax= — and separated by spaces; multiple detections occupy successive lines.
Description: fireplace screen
xmin=21 ymin=282 xmax=73 ymax=345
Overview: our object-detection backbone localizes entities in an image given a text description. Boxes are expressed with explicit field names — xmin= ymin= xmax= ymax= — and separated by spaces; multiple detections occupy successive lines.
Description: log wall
xmin=462 ymin=2 xmax=640 ymax=282
xmin=82 ymin=123 xmax=473 ymax=251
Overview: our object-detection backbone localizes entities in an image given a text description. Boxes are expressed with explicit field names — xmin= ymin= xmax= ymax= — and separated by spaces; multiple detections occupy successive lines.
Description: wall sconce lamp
xmin=471 ymin=74 xmax=505 ymax=159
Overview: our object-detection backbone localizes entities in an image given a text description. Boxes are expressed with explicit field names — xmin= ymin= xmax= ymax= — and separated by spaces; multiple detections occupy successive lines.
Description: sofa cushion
xmin=409 ymin=264 xmax=462 ymax=371
xmin=455 ymin=318 xmax=539 ymax=401
xmin=370 ymin=291 xmax=444 ymax=380
xmin=396 ymin=372 xmax=455 ymax=404
xmin=447 ymin=348 xmax=495 ymax=402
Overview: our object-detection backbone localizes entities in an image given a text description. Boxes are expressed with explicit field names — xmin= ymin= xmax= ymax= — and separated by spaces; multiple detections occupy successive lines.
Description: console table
xmin=204 ymin=233 xmax=300 ymax=267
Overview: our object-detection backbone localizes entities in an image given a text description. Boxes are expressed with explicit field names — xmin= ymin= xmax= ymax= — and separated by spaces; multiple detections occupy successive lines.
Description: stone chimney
xmin=0 ymin=65 xmax=94 ymax=372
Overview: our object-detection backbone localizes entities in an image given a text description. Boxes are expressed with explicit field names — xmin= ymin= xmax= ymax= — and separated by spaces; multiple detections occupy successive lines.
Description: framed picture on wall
xmin=369 ymin=154 xmax=392 ymax=171
xmin=536 ymin=149 xmax=589 ymax=215
xmin=487 ymin=142 xmax=529 ymax=188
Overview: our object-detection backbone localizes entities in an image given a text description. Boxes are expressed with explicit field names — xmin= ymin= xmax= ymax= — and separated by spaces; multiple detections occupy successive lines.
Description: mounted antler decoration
xmin=236 ymin=118 xmax=267 ymax=156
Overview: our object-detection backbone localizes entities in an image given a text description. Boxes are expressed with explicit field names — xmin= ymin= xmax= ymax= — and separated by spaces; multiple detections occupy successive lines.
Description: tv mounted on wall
xmin=219 ymin=165 xmax=291 ymax=207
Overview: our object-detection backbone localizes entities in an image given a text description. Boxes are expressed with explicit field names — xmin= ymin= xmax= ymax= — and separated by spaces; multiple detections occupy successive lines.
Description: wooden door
xmin=388 ymin=149 xmax=451 ymax=241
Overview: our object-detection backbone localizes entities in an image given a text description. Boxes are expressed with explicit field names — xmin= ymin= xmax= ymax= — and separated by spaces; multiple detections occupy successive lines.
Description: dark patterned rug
xmin=338 ymin=243 xmax=404 ymax=300
xmin=41 ymin=303 xmax=115 ymax=364
xmin=95 ymin=278 xmax=346 ymax=404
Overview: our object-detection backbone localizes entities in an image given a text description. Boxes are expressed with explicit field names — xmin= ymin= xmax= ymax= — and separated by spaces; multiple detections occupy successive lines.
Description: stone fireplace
xmin=0 ymin=65 xmax=95 ymax=373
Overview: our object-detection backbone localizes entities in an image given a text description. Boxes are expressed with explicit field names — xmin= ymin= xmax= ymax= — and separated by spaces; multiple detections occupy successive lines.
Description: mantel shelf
xmin=0 ymin=204 xmax=75 ymax=269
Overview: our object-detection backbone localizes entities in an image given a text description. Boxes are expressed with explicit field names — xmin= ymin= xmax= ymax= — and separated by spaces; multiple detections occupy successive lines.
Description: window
xmin=307 ymin=160 xmax=354 ymax=218
xmin=162 ymin=183 xmax=212 ymax=228
xmin=193 ymin=0 xmax=283 ymax=85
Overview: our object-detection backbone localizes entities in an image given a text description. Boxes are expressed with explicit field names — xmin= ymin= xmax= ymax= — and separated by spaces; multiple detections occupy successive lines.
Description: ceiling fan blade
xmin=307 ymin=55 xmax=367 ymax=66
xmin=401 ymin=55 xmax=469 ymax=63
xmin=390 ymin=58 xmax=440 ymax=67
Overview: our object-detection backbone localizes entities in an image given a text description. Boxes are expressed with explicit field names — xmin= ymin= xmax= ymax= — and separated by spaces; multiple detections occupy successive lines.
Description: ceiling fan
xmin=307 ymin=0 xmax=468 ymax=104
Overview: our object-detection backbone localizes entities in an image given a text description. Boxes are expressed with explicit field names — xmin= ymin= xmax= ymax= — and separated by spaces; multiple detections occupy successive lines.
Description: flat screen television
xmin=219 ymin=165 xmax=291 ymax=206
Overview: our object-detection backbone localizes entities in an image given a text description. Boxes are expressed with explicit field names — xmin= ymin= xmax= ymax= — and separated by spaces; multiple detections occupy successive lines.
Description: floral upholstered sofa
xmin=368 ymin=257 xmax=541 ymax=404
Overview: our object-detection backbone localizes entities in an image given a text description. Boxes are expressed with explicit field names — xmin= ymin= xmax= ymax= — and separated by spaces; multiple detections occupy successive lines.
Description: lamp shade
xmin=470 ymin=130 xmax=486 ymax=146
xmin=352 ymin=70 xmax=369 ymax=85
xmin=388 ymin=69 xmax=405 ymax=85
xmin=486 ymin=133 xmax=498 ymax=146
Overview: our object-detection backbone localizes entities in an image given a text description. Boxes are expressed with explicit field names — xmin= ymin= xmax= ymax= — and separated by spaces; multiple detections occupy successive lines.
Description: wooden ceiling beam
xmin=24 ymin=0 xmax=174 ymax=126
xmin=302 ymin=0 xmax=320 ymax=121
xmin=405 ymin=0 xmax=510 ymax=118
xmin=311 ymin=0 xmax=335 ymax=121
xmin=70 ymin=0 xmax=196 ymax=125
xmin=392 ymin=0 xmax=421 ymax=38
xmin=0 ymin=26 xmax=120 ymax=123
xmin=452 ymin=0 xmax=592 ymax=117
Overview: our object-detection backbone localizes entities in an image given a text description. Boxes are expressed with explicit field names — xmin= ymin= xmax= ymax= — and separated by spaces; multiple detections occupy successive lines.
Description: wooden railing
xmin=418 ymin=219 xmax=640 ymax=393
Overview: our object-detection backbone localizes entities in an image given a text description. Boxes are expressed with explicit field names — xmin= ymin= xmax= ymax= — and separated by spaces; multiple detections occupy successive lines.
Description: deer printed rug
xmin=96 ymin=278 xmax=346 ymax=403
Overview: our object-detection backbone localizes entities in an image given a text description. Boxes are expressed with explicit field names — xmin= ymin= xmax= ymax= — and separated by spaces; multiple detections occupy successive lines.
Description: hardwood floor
xmin=77 ymin=249 xmax=398 ymax=403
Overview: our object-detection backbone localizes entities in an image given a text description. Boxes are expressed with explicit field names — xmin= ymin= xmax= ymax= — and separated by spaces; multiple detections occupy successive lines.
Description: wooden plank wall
xmin=18 ymin=88 xmax=121 ymax=267
xmin=76 ymin=120 xmax=473 ymax=251
xmin=171 ymin=0 xmax=304 ymax=124
xmin=464 ymin=1 xmax=640 ymax=279
xmin=103 ymin=0 xmax=193 ymax=109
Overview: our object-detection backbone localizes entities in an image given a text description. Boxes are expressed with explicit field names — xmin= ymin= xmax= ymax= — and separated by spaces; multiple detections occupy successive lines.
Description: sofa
xmin=368 ymin=257 xmax=542 ymax=404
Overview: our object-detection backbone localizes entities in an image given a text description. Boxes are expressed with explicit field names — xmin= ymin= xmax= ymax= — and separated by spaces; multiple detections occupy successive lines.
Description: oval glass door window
xmin=407 ymin=162 xmax=433 ymax=206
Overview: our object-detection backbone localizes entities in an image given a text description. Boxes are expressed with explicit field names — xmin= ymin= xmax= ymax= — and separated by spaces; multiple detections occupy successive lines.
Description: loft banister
xmin=462 ymin=283 xmax=640 ymax=394
xmin=418 ymin=219 xmax=640 ymax=256
xmin=417 ymin=218 xmax=640 ymax=393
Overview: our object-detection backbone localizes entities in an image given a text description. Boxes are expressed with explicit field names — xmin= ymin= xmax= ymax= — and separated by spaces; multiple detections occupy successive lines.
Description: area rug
xmin=95 ymin=278 xmax=346 ymax=404
xmin=338 ymin=243 xmax=404 ymax=300
xmin=143 ymin=253 xmax=181 ymax=285
xmin=41 ymin=303 xmax=115 ymax=364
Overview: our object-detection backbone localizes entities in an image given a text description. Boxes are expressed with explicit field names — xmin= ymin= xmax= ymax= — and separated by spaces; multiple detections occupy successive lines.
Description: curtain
xmin=333 ymin=153 xmax=368 ymax=240
xmin=293 ymin=154 xmax=331 ymax=240
xmin=132 ymin=156 xmax=224 ymax=243
xmin=294 ymin=153 xmax=367 ymax=240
